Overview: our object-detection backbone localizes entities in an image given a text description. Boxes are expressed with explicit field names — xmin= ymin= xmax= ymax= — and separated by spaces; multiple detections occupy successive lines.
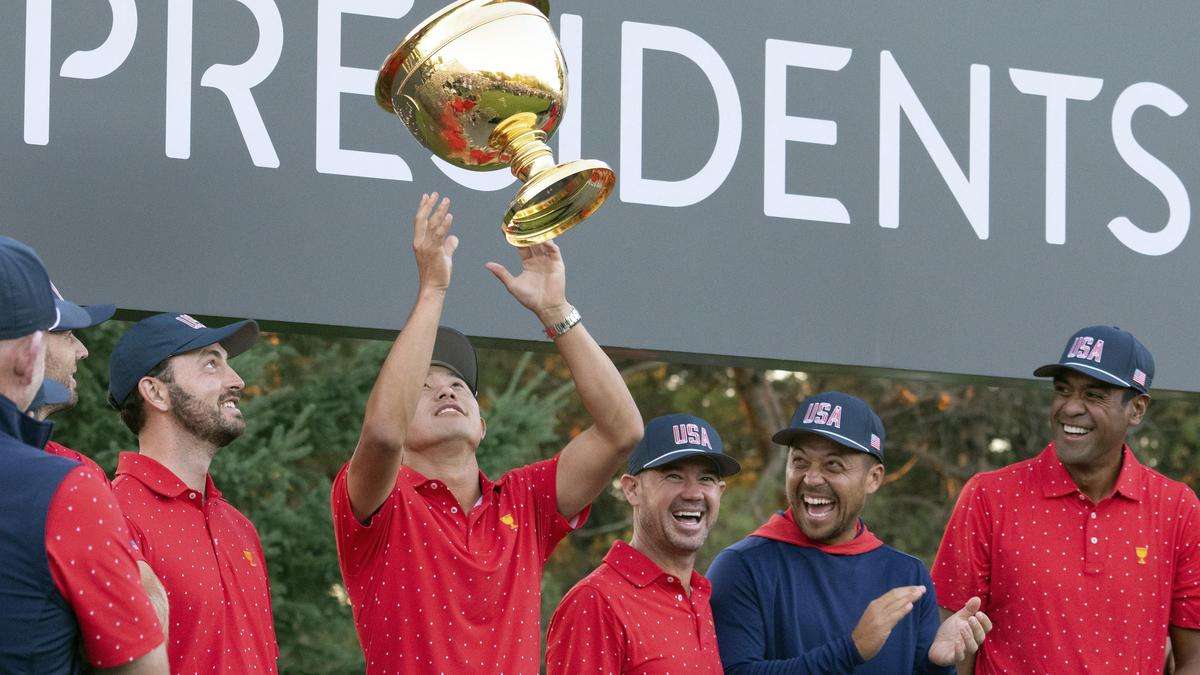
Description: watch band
xmin=543 ymin=306 xmax=581 ymax=339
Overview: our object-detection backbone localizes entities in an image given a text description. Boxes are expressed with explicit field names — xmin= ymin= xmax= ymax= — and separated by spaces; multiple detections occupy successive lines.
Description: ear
xmin=138 ymin=376 xmax=171 ymax=413
xmin=479 ymin=416 xmax=487 ymax=440
xmin=1127 ymin=394 xmax=1150 ymax=426
xmin=619 ymin=474 xmax=640 ymax=505
xmin=717 ymin=480 xmax=727 ymax=496
xmin=863 ymin=458 xmax=885 ymax=495
xmin=13 ymin=331 xmax=45 ymax=383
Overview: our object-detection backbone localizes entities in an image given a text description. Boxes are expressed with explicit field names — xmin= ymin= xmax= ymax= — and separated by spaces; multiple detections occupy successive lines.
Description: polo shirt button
xmin=667 ymin=576 xmax=674 ymax=583
xmin=1090 ymin=512 xmax=1097 ymax=519
xmin=450 ymin=507 xmax=458 ymax=514
xmin=1090 ymin=536 xmax=1098 ymax=544
xmin=1078 ymin=494 xmax=1086 ymax=500
xmin=430 ymin=483 xmax=439 ymax=490
xmin=188 ymin=492 xmax=196 ymax=500
xmin=676 ymin=594 xmax=683 ymax=601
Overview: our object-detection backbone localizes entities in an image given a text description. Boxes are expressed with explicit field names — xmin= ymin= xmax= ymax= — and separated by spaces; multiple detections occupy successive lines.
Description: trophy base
xmin=502 ymin=160 xmax=615 ymax=247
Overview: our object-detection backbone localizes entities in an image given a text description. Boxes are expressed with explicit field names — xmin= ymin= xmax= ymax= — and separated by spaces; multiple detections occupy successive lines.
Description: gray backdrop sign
xmin=2 ymin=1 xmax=1198 ymax=389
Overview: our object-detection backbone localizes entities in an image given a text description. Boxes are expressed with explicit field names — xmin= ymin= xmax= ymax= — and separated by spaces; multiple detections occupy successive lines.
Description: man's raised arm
xmin=486 ymin=241 xmax=643 ymax=519
xmin=348 ymin=194 xmax=457 ymax=521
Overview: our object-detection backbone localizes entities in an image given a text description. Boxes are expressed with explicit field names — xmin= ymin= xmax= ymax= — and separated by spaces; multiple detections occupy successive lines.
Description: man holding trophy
xmin=330 ymin=191 xmax=643 ymax=672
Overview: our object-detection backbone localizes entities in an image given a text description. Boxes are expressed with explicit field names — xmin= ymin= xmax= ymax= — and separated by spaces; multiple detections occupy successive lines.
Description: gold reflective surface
xmin=376 ymin=0 xmax=614 ymax=246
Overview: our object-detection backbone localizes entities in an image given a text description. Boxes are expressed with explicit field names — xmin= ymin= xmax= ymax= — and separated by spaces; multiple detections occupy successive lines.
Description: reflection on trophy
xmin=376 ymin=0 xmax=615 ymax=247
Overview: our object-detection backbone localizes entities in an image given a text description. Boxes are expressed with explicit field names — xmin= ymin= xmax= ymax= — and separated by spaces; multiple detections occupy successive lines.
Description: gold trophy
xmin=376 ymin=0 xmax=615 ymax=246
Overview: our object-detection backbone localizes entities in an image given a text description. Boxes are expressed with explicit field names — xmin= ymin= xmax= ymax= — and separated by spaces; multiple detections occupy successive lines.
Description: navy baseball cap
xmin=628 ymin=414 xmax=741 ymax=477
xmin=49 ymin=282 xmax=115 ymax=332
xmin=107 ymin=313 xmax=260 ymax=407
xmin=431 ymin=326 xmax=478 ymax=395
xmin=773 ymin=391 xmax=886 ymax=462
xmin=0 ymin=236 xmax=58 ymax=339
xmin=30 ymin=379 xmax=71 ymax=410
xmin=1034 ymin=325 xmax=1154 ymax=394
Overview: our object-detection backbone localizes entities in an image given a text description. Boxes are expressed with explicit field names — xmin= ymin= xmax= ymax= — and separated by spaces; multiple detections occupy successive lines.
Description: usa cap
xmin=30 ymin=379 xmax=71 ymax=410
xmin=108 ymin=313 xmax=259 ymax=407
xmin=431 ymin=326 xmax=478 ymax=395
xmin=49 ymin=281 xmax=115 ymax=332
xmin=0 ymin=236 xmax=58 ymax=339
xmin=1034 ymin=325 xmax=1154 ymax=394
xmin=773 ymin=391 xmax=885 ymax=462
xmin=628 ymin=413 xmax=741 ymax=477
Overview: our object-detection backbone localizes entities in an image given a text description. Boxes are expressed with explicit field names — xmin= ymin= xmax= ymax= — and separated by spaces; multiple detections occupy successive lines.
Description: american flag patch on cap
xmin=870 ymin=434 xmax=882 ymax=451
xmin=1133 ymin=369 xmax=1146 ymax=386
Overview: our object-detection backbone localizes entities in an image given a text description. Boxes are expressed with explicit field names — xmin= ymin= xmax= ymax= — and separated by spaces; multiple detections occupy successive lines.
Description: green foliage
xmin=48 ymin=322 xmax=1200 ymax=671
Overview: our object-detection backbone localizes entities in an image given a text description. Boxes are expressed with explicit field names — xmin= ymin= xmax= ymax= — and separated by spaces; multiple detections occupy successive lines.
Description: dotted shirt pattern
xmin=545 ymin=540 xmax=723 ymax=674
xmin=112 ymin=452 xmax=279 ymax=674
xmin=44 ymin=440 xmax=146 ymax=563
xmin=331 ymin=455 xmax=587 ymax=674
xmin=932 ymin=444 xmax=1200 ymax=673
xmin=45 ymin=465 xmax=164 ymax=668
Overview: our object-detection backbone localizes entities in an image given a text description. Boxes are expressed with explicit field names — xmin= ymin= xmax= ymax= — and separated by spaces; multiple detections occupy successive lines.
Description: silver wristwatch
xmin=543 ymin=306 xmax=582 ymax=339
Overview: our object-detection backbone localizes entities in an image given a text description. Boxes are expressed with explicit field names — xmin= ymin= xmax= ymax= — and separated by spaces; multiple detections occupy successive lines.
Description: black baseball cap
xmin=49 ymin=281 xmax=115 ymax=332
xmin=31 ymin=379 xmax=71 ymax=410
xmin=431 ymin=326 xmax=478 ymax=395
xmin=773 ymin=391 xmax=886 ymax=462
xmin=1034 ymin=325 xmax=1154 ymax=394
xmin=628 ymin=413 xmax=741 ymax=477
xmin=108 ymin=313 xmax=259 ymax=407
xmin=0 ymin=236 xmax=58 ymax=339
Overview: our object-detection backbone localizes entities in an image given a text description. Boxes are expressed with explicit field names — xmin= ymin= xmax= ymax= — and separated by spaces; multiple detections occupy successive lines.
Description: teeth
xmin=673 ymin=511 xmax=702 ymax=518
xmin=1063 ymin=425 xmax=1088 ymax=434
xmin=803 ymin=497 xmax=834 ymax=505
xmin=222 ymin=401 xmax=237 ymax=409
xmin=436 ymin=408 xmax=462 ymax=416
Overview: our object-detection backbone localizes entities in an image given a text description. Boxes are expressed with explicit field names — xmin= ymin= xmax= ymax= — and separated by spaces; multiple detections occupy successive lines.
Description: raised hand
xmin=413 ymin=193 xmax=458 ymax=292
xmin=928 ymin=596 xmax=992 ymax=666
xmin=484 ymin=241 xmax=571 ymax=324
xmin=851 ymin=585 xmax=926 ymax=661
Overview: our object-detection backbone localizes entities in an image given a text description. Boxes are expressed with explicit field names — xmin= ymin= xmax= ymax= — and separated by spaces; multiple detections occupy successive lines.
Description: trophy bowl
xmin=376 ymin=0 xmax=615 ymax=246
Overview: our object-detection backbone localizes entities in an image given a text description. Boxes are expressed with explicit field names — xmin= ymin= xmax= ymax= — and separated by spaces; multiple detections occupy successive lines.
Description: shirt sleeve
xmin=708 ymin=546 xmax=864 ymax=674
xmin=508 ymin=455 xmax=591 ymax=563
xmin=45 ymin=466 xmax=164 ymax=668
xmin=1172 ymin=489 xmax=1200 ymax=629
xmin=545 ymin=585 xmax=624 ymax=674
xmin=931 ymin=475 xmax=994 ymax=612
xmin=330 ymin=462 xmax=396 ymax=579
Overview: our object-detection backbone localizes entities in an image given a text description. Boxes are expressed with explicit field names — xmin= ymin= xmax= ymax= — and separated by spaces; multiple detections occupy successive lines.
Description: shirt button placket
xmin=1085 ymin=505 xmax=1102 ymax=575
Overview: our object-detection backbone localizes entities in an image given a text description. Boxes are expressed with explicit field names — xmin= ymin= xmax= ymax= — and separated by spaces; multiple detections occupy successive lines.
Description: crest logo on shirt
xmin=243 ymin=550 xmax=257 ymax=566
xmin=500 ymin=513 xmax=518 ymax=531
xmin=1135 ymin=545 xmax=1148 ymax=565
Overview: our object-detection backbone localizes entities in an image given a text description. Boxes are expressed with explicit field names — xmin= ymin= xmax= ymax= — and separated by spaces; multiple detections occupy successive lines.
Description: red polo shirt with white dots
xmin=545 ymin=540 xmax=723 ymax=674
xmin=45 ymin=465 xmax=164 ymax=668
xmin=112 ymin=452 xmax=279 ymax=673
xmin=331 ymin=455 xmax=588 ymax=674
xmin=932 ymin=444 xmax=1200 ymax=673
xmin=44 ymin=441 xmax=146 ymax=562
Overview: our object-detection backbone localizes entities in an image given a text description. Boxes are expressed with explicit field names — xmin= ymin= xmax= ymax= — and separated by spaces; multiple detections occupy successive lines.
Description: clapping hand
xmin=928 ymin=596 xmax=992 ymax=666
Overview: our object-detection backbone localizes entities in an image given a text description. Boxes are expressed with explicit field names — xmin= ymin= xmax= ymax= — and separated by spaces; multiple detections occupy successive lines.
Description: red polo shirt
xmin=44 ymin=441 xmax=146 ymax=563
xmin=545 ymin=540 xmax=722 ymax=674
xmin=331 ymin=455 xmax=587 ymax=674
xmin=112 ymin=452 xmax=278 ymax=673
xmin=45 ymin=465 xmax=163 ymax=668
xmin=932 ymin=444 xmax=1200 ymax=673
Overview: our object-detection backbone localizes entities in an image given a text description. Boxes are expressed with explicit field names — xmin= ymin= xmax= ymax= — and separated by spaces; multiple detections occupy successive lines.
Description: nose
xmin=1059 ymin=392 xmax=1086 ymax=418
xmin=436 ymin=384 xmax=458 ymax=400
xmin=227 ymin=368 xmax=245 ymax=393
xmin=803 ymin=465 xmax=826 ymax=486
xmin=73 ymin=335 xmax=88 ymax=360
xmin=679 ymin=476 xmax=705 ymax=500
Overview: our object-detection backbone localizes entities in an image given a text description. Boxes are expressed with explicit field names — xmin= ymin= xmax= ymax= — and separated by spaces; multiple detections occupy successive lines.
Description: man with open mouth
xmin=933 ymin=326 xmax=1200 ymax=673
xmin=710 ymin=391 xmax=991 ymax=673
xmin=545 ymin=414 xmax=740 ymax=674
xmin=108 ymin=312 xmax=279 ymax=673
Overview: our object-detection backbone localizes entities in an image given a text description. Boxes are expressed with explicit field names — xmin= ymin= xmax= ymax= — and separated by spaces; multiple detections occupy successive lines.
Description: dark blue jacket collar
xmin=0 ymin=394 xmax=53 ymax=450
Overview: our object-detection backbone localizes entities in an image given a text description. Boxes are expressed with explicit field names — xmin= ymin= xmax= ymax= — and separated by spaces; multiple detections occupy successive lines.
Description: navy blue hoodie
xmin=709 ymin=510 xmax=954 ymax=674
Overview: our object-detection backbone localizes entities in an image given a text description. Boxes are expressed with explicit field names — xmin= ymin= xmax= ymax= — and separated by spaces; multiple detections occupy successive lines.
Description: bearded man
xmin=108 ymin=313 xmax=278 ymax=673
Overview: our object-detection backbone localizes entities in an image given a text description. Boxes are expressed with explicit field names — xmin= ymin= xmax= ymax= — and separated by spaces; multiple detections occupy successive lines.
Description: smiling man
xmin=932 ymin=325 xmax=1200 ymax=673
xmin=331 ymin=194 xmax=643 ymax=673
xmin=545 ymin=414 xmax=740 ymax=674
xmin=710 ymin=392 xmax=990 ymax=673
xmin=108 ymin=313 xmax=278 ymax=673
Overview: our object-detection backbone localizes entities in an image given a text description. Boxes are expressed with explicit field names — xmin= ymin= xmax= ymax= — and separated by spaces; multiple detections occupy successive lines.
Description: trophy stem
xmin=491 ymin=113 xmax=556 ymax=182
